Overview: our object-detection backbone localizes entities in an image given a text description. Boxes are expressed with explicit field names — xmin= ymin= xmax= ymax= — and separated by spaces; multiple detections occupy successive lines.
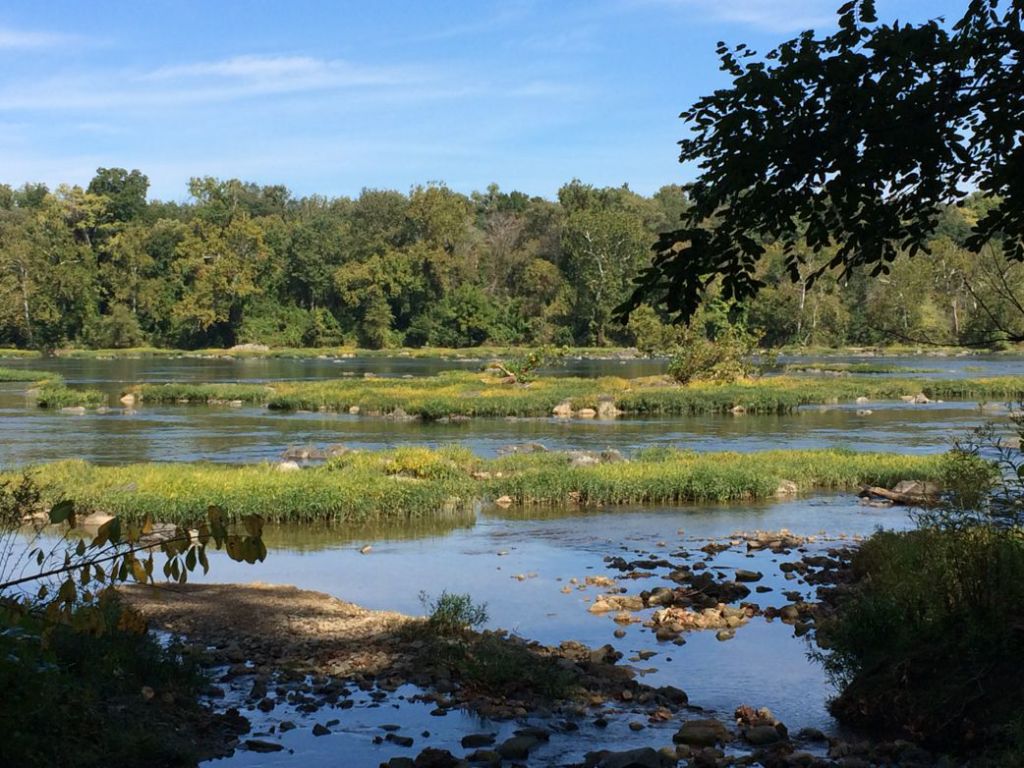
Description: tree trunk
xmin=17 ymin=262 xmax=34 ymax=347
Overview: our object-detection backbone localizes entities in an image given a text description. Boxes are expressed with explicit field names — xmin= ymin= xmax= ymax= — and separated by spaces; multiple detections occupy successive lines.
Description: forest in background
xmin=0 ymin=168 xmax=1020 ymax=352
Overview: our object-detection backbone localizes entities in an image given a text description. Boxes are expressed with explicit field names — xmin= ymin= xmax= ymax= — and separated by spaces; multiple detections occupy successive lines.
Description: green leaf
xmin=48 ymin=499 xmax=75 ymax=525
xmin=96 ymin=517 xmax=122 ymax=547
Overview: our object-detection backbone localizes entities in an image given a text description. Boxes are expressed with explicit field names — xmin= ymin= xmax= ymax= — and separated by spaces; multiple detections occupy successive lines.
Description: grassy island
xmin=117 ymin=372 xmax=1024 ymax=419
xmin=13 ymin=447 xmax=947 ymax=525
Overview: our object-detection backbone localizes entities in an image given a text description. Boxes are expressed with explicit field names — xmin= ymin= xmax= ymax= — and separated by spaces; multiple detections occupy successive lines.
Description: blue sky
xmin=0 ymin=0 xmax=965 ymax=201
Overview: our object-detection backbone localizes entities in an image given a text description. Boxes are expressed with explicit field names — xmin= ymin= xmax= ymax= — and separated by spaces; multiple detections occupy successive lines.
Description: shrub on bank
xmin=818 ymin=418 xmax=1024 ymax=760
xmin=820 ymin=527 xmax=1024 ymax=758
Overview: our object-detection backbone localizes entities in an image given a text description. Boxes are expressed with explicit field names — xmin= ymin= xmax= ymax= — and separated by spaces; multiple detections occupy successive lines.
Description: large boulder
xmin=673 ymin=719 xmax=732 ymax=747
xmin=552 ymin=400 xmax=574 ymax=418
xmin=597 ymin=398 xmax=622 ymax=419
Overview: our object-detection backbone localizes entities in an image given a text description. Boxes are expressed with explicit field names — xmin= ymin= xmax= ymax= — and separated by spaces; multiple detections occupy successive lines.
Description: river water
xmin=0 ymin=353 xmax=1019 ymax=467
xmin=1 ymin=353 xmax=1019 ymax=765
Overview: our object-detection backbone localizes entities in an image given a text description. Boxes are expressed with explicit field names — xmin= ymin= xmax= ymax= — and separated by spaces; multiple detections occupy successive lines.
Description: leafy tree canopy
xmin=623 ymin=0 xmax=1024 ymax=328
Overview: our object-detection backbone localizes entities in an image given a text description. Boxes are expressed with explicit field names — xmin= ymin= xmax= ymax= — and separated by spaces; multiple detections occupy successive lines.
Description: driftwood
xmin=858 ymin=486 xmax=938 ymax=506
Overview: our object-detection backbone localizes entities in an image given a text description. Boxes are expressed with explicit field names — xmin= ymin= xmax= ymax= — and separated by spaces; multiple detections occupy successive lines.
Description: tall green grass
xmin=125 ymin=372 xmax=1024 ymax=418
xmin=13 ymin=447 xmax=946 ymax=525
xmin=488 ymin=448 xmax=945 ymax=505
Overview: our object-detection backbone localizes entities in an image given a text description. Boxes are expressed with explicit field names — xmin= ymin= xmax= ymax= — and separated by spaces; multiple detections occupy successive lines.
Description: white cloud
xmin=626 ymin=0 xmax=837 ymax=33
xmin=0 ymin=26 xmax=81 ymax=50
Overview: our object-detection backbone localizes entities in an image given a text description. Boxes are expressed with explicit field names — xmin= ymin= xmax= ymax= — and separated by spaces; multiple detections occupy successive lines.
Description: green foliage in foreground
xmin=13 ymin=447 xmax=947 ymax=524
xmin=820 ymin=527 xmax=1024 ymax=759
xmin=33 ymin=383 xmax=107 ymax=409
xmin=0 ymin=597 xmax=210 ymax=768
xmin=0 ymin=366 xmax=61 ymax=382
xmin=124 ymin=372 xmax=1024 ymax=418
xmin=819 ymin=418 xmax=1024 ymax=760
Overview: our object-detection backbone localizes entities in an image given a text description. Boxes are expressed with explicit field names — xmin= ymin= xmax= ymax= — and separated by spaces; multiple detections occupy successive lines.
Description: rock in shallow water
xmin=242 ymin=739 xmax=283 ymax=753
xmin=673 ymin=718 xmax=732 ymax=747
xmin=497 ymin=734 xmax=540 ymax=759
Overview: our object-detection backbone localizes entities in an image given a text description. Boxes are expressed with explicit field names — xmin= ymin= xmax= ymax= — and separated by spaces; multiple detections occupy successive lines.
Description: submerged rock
xmin=586 ymin=746 xmax=675 ymax=768
xmin=460 ymin=733 xmax=496 ymax=749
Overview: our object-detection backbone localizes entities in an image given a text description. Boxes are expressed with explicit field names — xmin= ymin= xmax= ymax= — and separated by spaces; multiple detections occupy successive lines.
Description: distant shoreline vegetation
xmin=1 ymin=342 xmax=1021 ymax=362
xmin=1 ymin=172 xmax=1021 ymax=354
xmin=11 ymin=447 xmax=946 ymax=525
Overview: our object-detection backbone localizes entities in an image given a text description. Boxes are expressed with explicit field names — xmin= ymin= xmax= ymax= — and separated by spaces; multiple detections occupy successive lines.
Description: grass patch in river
xmin=0 ymin=366 xmax=61 ymax=383
xmin=14 ymin=447 xmax=946 ymax=525
xmin=782 ymin=362 xmax=940 ymax=375
xmin=124 ymin=372 xmax=1024 ymax=418
xmin=33 ymin=382 xmax=107 ymax=409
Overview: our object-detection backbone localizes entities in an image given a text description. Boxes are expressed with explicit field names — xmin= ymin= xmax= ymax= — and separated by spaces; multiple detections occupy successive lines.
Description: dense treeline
xmin=0 ymin=169 xmax=1019 ymax=351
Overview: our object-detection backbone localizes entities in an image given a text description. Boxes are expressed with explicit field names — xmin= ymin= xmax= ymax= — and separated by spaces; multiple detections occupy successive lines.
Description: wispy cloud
xmin=518 ymin=26 xmax=601 ymax=54
xmin=626 ymin=0 xmax=837 ymax=33
xmin=398 ymin=2 xmax=533 ymax=44
xmin=0 ymin=25 xmax=82 ymax=50
xmin=0 ymin=54 xmax=428 ymax=111
xmin=508 ymin=80 xmax=588 ymax=98
xmin=0 ymin=52 xmax=580 ymax=113
xmin=141 ymin=54 xmax=405 ymax=86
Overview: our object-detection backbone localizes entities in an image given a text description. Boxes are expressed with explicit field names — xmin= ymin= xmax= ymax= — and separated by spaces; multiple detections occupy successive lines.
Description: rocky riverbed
xmin=117 ymin=510 xmax=950 ymax=767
